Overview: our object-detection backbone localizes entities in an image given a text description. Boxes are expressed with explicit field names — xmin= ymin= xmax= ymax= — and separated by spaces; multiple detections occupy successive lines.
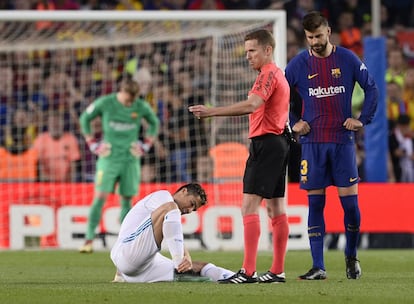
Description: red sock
xmin=270 ymin=214 xmax=289 ymax=275
xmin=242 ymin=214 xmax=260 ymax=276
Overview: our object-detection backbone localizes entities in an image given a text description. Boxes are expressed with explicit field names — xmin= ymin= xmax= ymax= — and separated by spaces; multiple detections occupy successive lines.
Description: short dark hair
xmin=245 ymin=29 xmax=275 ymax=50
xmin=302 ymin=11 xmax=329 ymax=32
xmin=176 ymin=183 xmax=207 ymax=207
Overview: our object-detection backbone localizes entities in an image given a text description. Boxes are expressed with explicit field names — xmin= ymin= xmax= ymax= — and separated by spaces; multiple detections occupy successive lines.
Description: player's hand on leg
xmin=129 ymin=140 xmax=151 ymax=158
xmin=176 ymin=256 xmax=193 ymax=273
xmin=88 ymin=139 xmax=111 ymax=157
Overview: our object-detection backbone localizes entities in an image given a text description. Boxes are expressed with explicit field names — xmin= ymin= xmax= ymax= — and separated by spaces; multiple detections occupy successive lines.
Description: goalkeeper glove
xmin=87 ymin=139 xmax=111 ymax=157
xmin=130 ymin=140 xmax=152 ymax=158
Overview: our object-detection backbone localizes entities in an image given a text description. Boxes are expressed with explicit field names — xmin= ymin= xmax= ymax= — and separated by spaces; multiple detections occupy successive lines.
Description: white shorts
xmin=110 ymin=217 xmax=175 ymax=283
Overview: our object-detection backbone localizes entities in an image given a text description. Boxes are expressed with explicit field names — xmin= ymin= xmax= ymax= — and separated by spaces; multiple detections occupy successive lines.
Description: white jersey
xmin=110 ymin=190 xmax=176 ymax=282
xmin=118 ymin=190 xmax=174 ymax=242
xmin=110 ymin=189 xmax=235 ymax=283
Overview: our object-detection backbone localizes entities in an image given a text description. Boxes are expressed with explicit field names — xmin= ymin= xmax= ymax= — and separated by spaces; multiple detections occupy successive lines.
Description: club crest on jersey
xmin=331 ymin=68 xmax=341 ymax=78
xmin=131 ymin=112 xmax=138 ymax=119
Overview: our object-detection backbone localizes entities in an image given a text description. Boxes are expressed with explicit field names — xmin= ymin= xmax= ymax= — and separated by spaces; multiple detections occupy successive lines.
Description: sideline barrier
xmin=0 ymin=182 xmax=413 ymax=249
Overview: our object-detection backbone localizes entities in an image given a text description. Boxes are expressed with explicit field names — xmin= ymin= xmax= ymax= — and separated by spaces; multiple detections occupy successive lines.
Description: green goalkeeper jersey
xmin=80 ymin=93 xmax=159 ymax=162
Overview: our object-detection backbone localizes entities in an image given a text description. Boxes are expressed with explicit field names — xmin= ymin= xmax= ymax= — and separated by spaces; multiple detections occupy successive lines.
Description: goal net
xmin=0 ymin=10 xmax=287 ymax=250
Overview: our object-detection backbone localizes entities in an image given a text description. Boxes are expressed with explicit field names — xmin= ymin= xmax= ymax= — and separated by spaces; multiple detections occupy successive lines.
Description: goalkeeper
xmin=79 ymin=78 xmax=159 ymax=253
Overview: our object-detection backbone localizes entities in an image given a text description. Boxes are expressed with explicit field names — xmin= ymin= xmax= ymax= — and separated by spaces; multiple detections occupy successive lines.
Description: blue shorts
xmin=299 ymin=143 xmax=359 ymax=190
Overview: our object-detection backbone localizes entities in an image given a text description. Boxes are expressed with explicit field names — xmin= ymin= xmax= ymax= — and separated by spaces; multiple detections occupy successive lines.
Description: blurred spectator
xmin=149 ymin=84 xmax=170 ymax=182
xmin=196 ymin=154 xmax=214 ymax=182
xmin=0 ymin=65 xmax=14 ymax=143
xmin=114 ymin=0 xmax=144 ymax=35
xmin=187 ymin=0 xmax=226 ymax=10
xmin=133 ymin=66 xmax=153 ymax=105
xmin=289 ymin=0 xmax=316 ymax=19
xmin=90 ymin=56 xmax=118 ymax=96
xmin=0 ymin=0 xmax=14 ymax=9
xmin=385 ymin=32 xmax=399 ymax=55
xmin=222 ymin=0 xmax=250 ymax=9
xmin=387 ymin=81 xmax=407 ymax=121
xmin=33 ymin=112 xmax=81 ymax=182
xmin=337 ymin=10 xmax=363 ymax=57
xmin=44 ymin=64 xmax=84 ymax=133
xmin=253 ymin=0 xmax=288 ymax=10
xmin=14 ymin=0 xmax=32 ymax=9
xmin=162 ymin=0 xmax=188 ymax=9
xmin=0 ymin=107 xmax=38 ymax=181
xmin=80 ymin=0 xmax=107 ymax=10
xmin=115 ymin=0 xmax=143 ymax=10
xmin=3 ymin=107 xmax=37 ymax=154
xmin=133 ymin=66 xmax=168 ymax=183
xmin=74 ymin=64 xmax=96 ymax=106
xmin=402 ymin=66 xmax=414 ymax=131
xmin=125 ymin=43 xmax=155 ymax=76
xmin=55 ymin=0 xmax=80 ymax=10
xmin=164 ymin=84 xmax=192 ymax=182
xmin=286 ymin=26 xmax=302 ymax=62
xmin=27 ymin=63 xmax=49 ymax=112
xmin=382 ymin=0 xmax=414 ymax=28
xmin=388 ymin=114 xmax=414 ymax=182
xmin=160 ymin=70 xmax=207 ymax=182
xmin=176 ymin=70 xmax=209 ymax=180
xmin=142 ymin=0 xmax=174 ymax=10
xmin=386 ymin=46 xmax=407 ymax=87
xmin=386 ymin=81 xmax=407 ymax=122
xmin=34 ymin=0 xmax=56 ymax=32
xmin=327 ymin=0 xmax=371 ymax=31
xmin=329 ymin=30 xmax=341 ymax=46
xmin=285 ymin=0 xmax=317 ymax=33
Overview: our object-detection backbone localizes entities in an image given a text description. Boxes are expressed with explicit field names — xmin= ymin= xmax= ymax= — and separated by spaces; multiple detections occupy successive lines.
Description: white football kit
xmin=110 ymin=190 xmax=234 ymax=283
xmin=110 ymin=190 xmax=177 ymax=282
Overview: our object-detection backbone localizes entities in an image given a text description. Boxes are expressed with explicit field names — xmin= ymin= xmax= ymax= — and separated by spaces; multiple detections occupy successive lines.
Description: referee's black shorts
xmin=243 ymin=133 xmax=289 ymax=199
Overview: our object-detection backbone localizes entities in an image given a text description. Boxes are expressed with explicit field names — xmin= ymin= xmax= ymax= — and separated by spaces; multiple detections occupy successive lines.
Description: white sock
xmin=200 ymin=263 xmax=235 ymax=281
xmin=162 ymin=209 xmax=184 ymax=268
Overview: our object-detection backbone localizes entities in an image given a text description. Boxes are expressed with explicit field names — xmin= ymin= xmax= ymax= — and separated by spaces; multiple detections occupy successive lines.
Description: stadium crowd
xmin=0 ymin=0 xmax=414 ymax=183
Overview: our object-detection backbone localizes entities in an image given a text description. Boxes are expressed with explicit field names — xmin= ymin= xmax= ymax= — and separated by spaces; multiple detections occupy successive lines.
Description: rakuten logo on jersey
xmin=308 ymin=85 xmax=345 ymax=98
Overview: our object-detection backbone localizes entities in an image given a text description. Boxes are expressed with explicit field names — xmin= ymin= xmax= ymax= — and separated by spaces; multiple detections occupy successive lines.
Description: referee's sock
xmin=241 ymin=214 xmax=260 ymax=276
xmin=269 ymin=213 xmax=289 ymax=275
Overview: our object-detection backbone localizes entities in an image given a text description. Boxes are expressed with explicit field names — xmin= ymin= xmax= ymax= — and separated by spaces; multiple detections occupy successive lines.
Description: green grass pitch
xmin=0 ymin=249 xmax=413 ymax=304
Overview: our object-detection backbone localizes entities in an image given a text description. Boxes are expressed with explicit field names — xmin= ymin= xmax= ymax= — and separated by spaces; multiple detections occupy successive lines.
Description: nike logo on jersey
xmin=349 ymin=177 xmax=358 ymax=182
xmin=307 ymin=73 xmax=319 ymax=79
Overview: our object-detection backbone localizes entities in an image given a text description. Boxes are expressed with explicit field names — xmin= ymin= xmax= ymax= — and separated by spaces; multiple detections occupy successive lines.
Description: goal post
xmin=0 ymin=10 xmax=289 ymax=250
xmin=0 ymin=10 xmax=287 ymax=68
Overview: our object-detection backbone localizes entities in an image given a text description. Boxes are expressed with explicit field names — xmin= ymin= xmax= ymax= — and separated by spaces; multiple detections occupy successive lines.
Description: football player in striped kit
xmin=285 ymin=11 xmax=378 ymax=280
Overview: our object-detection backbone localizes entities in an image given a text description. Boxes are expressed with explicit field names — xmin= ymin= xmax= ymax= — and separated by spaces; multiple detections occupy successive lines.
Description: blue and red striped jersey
xmin=285 ymin=46 xmax=378 ymax=144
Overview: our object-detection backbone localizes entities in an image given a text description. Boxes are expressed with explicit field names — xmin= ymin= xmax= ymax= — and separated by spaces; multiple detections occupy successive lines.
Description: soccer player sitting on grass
xmin=110 ymin=183 xmax=235 ymax=283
